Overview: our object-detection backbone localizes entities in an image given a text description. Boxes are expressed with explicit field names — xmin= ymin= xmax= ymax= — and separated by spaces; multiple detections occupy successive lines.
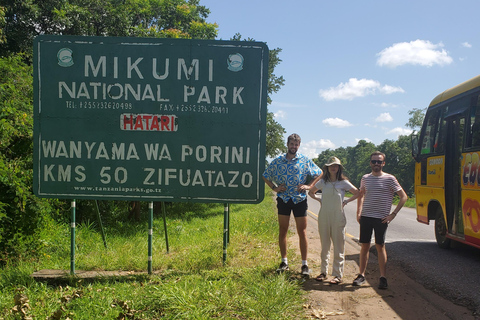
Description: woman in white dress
xmin=308 ymin=156 xmax=359 ymax=284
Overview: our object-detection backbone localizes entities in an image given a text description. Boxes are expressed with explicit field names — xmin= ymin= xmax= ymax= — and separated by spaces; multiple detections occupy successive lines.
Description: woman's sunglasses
xmin=371 ymin=160 xmax=384 ymax=164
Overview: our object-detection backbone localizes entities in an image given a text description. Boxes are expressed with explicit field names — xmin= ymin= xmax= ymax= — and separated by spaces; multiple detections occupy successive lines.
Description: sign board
xmin=33 ymin=35 xmax=268 ymax=203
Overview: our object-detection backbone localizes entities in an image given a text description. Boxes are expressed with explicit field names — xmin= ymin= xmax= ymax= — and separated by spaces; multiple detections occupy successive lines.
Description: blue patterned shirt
xmin=263 ymin=153 xmax=322 ymax=204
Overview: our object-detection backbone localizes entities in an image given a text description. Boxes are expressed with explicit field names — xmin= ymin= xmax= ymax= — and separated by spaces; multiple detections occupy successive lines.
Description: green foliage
xmin=314 ymin=109 xmax=429 ymax=198
xmin=266 ymin=111 xmax=286 ymax=158
xmin=0 ymin=0 xmax=287 ymax=264
xmin=265 ymin=46 xmax=287 ymax=158
xmin=378 ymin=135 xmax=415 ymax=196
xmin=0 ymin=0 xmax=219 ymax=58
xmin=406 ymin=107 xmax=426 ymax=132
xmin=316 ymin=137 xmax=415 ymax=197
xmin=0 ymin=6 xmax=5 ymax=45
xmin=0 ymin=196 xmax=306 ymax=319
xmin=230 ymin=33 xmax=287 ymax=158
xmin=0 ymin=54 xmax=62 ymax=264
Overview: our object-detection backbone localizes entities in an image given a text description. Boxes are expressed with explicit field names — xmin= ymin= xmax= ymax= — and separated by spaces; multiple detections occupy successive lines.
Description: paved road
xmin=307 ymin=196 xmax=480 ymax=314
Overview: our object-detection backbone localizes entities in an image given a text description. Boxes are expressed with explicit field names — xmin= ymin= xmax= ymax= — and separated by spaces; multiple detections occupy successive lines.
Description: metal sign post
xmin=148 ymin=201 xmax=153 ymax=274
xmin=70 ymin=200 xmax=76 ymax=275
xmin=223 ymin=203 xmax=229 ymax=265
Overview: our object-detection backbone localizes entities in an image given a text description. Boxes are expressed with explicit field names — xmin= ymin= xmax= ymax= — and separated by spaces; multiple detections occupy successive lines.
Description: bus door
xmin=444 ymin=116 xmax=465 ymax=237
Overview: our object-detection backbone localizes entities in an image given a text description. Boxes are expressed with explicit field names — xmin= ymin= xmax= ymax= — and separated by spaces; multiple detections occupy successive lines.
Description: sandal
xmin=329 ymin=276 xmax=342 ymax=284
xmin=315 ymin=273 xmax=326 ymax=281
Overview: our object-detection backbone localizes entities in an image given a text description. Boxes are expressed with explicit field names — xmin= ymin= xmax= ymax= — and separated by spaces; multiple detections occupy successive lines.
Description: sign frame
xmin=33 ymin=35 xmax=268 ymax=203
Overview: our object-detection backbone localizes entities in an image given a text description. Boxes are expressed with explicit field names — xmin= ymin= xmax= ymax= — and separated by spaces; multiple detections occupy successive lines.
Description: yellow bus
xmin=412 ymin=74 xmax=480 ymax=249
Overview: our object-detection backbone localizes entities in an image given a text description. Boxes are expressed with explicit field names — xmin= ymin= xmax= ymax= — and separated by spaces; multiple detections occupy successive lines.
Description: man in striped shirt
xmin=352 ymin=151 xmax=407 ymax=289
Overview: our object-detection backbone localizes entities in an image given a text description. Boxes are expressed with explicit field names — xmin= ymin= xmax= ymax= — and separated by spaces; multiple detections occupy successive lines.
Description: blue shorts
xmin=276 ymin=198 xmax=308 ymax=217
xmin=359 ymin=216 xmax=388 ymax=245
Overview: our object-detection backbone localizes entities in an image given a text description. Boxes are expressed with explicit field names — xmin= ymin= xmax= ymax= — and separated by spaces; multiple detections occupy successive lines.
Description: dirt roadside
xmin=286 ymin=215 xmax=478 ymax=320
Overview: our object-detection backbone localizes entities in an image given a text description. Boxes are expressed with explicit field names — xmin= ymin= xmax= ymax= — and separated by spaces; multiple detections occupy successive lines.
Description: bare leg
xmin=376 ymin=243 xmax=387 ymax=277
xmin=358 ymin=242 xmax=370 ymax=275
xmin=295 ymin=216 xmax=308 ymax=261
xmin=278 ymin=214 xmax=290 ymax=259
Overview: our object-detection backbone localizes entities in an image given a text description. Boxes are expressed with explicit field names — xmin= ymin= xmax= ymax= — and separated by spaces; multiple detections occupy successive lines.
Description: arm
xmin=298 ymin=171 xmax=323 ymax=193
xmin=308 ymin=185 xmax=322 ymax=203
xmin=262 ymin=176 xmax=286 ymax=193
xmin=382 ymin=189 xmax=408 ymax=223
xmin=356 ymin=189 xmax=365 ymax=223
xmin=342 ymin=187 xmax=360 ymax=207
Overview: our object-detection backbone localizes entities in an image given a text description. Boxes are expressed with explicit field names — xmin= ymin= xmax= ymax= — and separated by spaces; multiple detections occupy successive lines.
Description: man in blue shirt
xmin=263 ymin=133 xmax=322 ymax=277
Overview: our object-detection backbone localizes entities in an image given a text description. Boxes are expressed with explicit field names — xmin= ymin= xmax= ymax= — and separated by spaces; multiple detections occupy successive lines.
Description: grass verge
xmin=0 ymin=191 xmax=307 ymax=319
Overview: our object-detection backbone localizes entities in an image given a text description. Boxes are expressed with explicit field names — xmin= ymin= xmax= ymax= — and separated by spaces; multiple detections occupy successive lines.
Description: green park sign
xmin=33 ymin=35 xmax=268 ymax=203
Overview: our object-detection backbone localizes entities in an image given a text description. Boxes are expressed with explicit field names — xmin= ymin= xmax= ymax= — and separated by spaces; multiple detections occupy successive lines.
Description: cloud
xmin=376 ymin=39 xmax=453 ymax=68
xmin=375 ymin=112 xmax=393 ymax=122
xmin=377 ymin=102 xmax=400 ymax=108
xmin=274 ymin=110 xmax=286 ymax=119
xmin=387 ymin=127 xmax=413 ymax=136
xmin=462 ymin=42 xmax=472 ymax=48
xmin=322 ymin=117 xmax=353 ymax=128
xmin=319 ymin=78 xmax=404 ymax=101
xmin=301 ymin=139 xmax=336 ymax=159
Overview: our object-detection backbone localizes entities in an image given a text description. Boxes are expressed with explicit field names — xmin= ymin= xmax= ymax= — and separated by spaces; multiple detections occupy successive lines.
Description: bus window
xmin=469 ymin=96 xmax=480 ymax=148
xmin=420 ymin=109 xmax=444 ymax=154
xmin=433 ymin=117 xmax=446 ymax=153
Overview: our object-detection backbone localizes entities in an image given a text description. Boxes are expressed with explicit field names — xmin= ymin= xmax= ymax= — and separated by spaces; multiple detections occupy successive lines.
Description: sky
xmin=200 ymin=0 xmax=480 ymax=159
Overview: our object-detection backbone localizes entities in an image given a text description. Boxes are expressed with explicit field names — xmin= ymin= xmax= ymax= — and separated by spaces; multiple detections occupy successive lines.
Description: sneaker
xmin=378 ymin=277 xmax=388 ymax=289
xmin=276 ymin=262 xmax=289 ymax=273
xmin=352 ymin=274 xmax=366 ymax=286
xmin=301 ymin=265 xmax=310 ymax=278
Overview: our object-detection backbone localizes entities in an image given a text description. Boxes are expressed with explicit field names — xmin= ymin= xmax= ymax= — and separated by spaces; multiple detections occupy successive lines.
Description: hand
xmin=382 ymin=213 xmax=396 ymax=224
xmin=297 ymin=184 xmax=309 ymax=193
xmin=276 ymin=184 xmax=286 ymax=193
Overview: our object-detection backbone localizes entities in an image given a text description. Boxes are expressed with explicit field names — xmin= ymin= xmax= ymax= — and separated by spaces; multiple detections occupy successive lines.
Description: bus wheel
xmin=435 ymin=209 xmax=451 ymax=249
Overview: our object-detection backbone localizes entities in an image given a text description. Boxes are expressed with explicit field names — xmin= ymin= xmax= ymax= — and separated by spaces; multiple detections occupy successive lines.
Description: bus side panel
xmin=461 ymin=152 xmax=480 ymax=246
xmin=415 ymin=157 xmax=445 ymax=224
xmin=416 ymin=186 xmax=445 ymax=224
xmin=426 ymin=156 xmax=444 ymax=187
xmin=462 ymin=190 xmax=480 ymax=246
xmin=415 ymin=162 xmax=428 ymax=223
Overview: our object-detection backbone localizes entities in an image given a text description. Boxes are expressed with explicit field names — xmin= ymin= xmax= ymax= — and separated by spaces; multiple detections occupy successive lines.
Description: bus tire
xmin=435 ymin=208 xmax=451 ymax=249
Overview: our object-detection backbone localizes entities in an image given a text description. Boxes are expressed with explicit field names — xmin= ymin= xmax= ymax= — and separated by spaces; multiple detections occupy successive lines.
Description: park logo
xmin=227 ymin=53 xmax=244 ymax=72
xmin=57 ymin=48 xmax=74 ymax=67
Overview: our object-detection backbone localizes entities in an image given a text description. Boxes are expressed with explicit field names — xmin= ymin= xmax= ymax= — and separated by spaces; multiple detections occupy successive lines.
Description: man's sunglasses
xmin=371 ymin=160 xmax=384 ymax=164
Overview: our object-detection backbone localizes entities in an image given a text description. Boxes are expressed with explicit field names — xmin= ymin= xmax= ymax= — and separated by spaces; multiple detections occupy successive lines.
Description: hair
xmin=321 ymin=164 xmax=347 ymax=182
xmin=287 ymin=133 xmax=301 ymax=144
xmin=370 ymin=151 xmax=386 ymax=161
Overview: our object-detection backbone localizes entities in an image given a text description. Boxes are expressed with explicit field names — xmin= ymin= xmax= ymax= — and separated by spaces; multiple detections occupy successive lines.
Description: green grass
xmin=0 ymin=191 xmax=307 ymax=319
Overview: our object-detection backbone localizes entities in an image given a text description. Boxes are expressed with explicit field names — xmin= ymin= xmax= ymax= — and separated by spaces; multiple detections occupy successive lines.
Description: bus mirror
xmin=411 ymin=134 xmax=419 ymax=161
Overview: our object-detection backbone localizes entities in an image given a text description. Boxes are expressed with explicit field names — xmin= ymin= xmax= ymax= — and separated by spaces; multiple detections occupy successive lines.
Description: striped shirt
xmin=360 ymin=173 xmax=402 ymax=219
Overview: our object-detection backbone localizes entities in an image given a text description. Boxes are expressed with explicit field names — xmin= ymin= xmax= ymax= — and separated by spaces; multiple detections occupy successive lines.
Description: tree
xmin=346 ymin=140 xmax=376 ymax=187
xmin=230 ymin=33 xmax=286 ymax=159
xmin=316 ymin=137 xmax=416 ymax=197
xmin=0 ymin=0 xmax=222 ymax=256
xmin=0 ymin=2 xmax=287 ymax=256
xmin=0 ymin=0 xmax=218 ymax=58
xmin=266 ymin=112 xmax=286 ymax=157
xmin=0 ymin=6 xmax=5 ymax=45
xmin=406 ymin=108 xmax=426 ymax=132
xmin=0 ymin=54 xmax=64 ymax=262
